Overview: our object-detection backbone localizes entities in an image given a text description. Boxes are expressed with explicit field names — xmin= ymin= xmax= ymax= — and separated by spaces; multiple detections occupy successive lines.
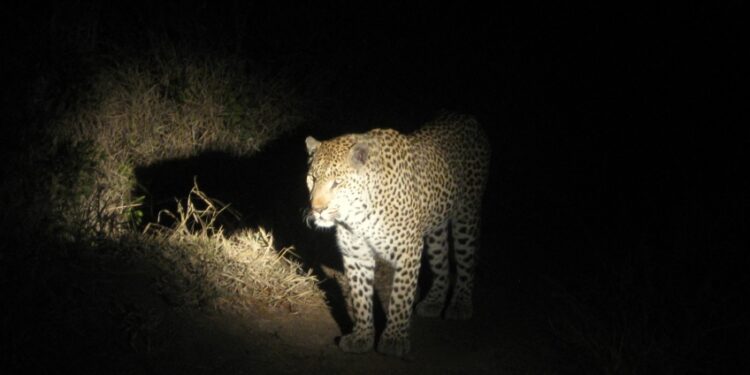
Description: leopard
xmin=304 ymin=113 xmax=490 ymax=357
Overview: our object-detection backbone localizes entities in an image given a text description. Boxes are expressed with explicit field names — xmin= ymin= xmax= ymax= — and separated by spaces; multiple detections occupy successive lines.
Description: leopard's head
xmin=304 ymin=134 xmax=374 ymax=229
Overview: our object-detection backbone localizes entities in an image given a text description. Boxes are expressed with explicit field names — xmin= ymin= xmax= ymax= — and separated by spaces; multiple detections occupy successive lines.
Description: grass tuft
xmin=143 ymin=179 xmax=324 ymax=312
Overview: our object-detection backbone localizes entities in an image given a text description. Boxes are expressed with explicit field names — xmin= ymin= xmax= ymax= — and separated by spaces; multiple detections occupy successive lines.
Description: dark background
xmin=2 ymin=1 xmax=746 ymax=373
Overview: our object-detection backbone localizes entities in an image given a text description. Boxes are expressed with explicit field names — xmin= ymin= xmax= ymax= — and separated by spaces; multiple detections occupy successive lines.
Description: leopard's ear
xmin=350 ymin=141 xmax=369 ymax=169
xmin=305 ymin=136 xmax=320 ymax=155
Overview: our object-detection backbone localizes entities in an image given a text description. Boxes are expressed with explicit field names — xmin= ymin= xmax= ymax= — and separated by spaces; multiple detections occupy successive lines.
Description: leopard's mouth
xmin=304 ymin=207 xmax=338 ymax=229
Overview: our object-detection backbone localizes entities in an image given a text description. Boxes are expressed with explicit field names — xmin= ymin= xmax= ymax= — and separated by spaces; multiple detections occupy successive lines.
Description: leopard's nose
xmin=311 ymin=200 xmax=326 ymax=214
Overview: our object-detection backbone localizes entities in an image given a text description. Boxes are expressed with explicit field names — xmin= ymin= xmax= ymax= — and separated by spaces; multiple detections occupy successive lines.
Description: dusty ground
xmin=93 ymin=258 xmax=562 ymax=375
xmin=12 ymin=191 xmax=565 ymax=375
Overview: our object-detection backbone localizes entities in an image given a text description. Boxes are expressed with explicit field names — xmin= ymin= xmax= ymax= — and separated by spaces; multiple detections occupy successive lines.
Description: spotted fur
xmin=305 ymin=113 xmax=490 ymax=357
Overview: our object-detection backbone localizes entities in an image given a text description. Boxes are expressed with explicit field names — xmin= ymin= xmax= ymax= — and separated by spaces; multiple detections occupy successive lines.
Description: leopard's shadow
xmin=133 ymin=132 xmax=357 ymax=334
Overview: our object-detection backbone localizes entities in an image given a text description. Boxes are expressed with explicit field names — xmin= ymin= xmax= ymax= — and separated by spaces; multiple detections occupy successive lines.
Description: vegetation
xmin=50 ymin=48 xmax=306 ymax=234
xmin=3 ymin=40 xmax=320 ymax=300
xmin=143 ymin=180 xmax=323 ymax=312
xmin=1 ymin=30 xmax=325 ymax=371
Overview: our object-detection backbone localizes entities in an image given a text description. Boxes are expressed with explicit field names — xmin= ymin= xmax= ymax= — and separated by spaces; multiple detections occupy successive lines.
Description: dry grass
xmin=144 ymin=180 xmax=324 ymax=311
xmin=51 ymin=48 xmax=307 ymax=237
xmin=1 ymin=32 xmax=330 ymax=373
xmin=3 ymin=10 xmax=330 ymax=372
xmin=4 ymin=44 xmax=325 ymax=313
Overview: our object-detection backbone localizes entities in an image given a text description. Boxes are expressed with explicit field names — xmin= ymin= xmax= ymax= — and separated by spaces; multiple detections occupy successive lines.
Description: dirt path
xmin=73 ymin=235 xmax=559 ymax=375
xmin=98 ymin=236 xmax=563 ymax=375
xmin=139 ymin=281 xmax=558 ymax=375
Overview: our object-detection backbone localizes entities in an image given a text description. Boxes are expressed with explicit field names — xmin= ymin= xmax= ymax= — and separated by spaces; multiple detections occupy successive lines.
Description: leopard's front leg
xmin=337 ymin=232 xmax=375 ymax=353
xmin=377 ymin=238 xmax=422 ymax=357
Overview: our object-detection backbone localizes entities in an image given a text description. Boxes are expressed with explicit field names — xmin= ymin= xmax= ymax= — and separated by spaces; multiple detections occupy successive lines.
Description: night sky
xmin=2 ymin=2 xmax=746 ymax=373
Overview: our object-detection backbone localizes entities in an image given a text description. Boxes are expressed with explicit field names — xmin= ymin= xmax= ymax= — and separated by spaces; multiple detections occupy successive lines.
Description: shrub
xmin=50 ymin=49 xmax=307 ymax=235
